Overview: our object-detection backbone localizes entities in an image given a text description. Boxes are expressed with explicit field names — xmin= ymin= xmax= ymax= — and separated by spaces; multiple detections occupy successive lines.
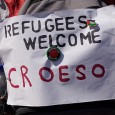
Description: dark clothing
xmin=15 ymin=100 xmax=115 ymax=115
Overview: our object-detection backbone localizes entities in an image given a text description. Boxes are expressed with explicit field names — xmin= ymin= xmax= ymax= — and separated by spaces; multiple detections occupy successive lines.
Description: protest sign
xmin=0 ymin=5 xmax=115 ymax=106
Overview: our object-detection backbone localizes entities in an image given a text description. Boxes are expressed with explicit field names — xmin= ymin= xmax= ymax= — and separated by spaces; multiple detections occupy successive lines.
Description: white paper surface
xmin=0 ymin=5 xmax=115 ymax=106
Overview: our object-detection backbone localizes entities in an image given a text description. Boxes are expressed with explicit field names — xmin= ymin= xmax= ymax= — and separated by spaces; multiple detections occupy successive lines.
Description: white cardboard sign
xmin=0 ymin=5 xmax=115 ymax=106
